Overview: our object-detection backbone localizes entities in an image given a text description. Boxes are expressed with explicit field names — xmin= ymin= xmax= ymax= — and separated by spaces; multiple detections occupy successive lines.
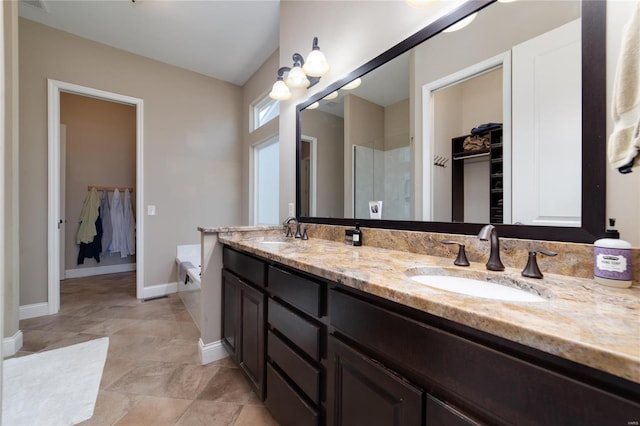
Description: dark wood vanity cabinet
xmin=327 ymin=335 xmax=423 ymax=426
xmin=221 ymin=247 xmax=267 ymax=400
xmin=221 ymin=247 xmax=640 ymax=425
xmin=328 ymin=288 xmax=640 ymax=425
xmin=265 ymin=265 xmax=326 ymax=426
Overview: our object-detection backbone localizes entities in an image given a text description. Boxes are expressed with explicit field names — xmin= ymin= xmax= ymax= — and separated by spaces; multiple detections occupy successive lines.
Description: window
xmin=252 ymin=94 xmax=279 ymax=131
xmin=253 ymin=137 xmax=279 ymax=225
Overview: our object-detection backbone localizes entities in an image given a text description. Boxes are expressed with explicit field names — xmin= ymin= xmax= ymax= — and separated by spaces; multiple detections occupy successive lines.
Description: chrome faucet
xmin=478 ymin=224 xmax=505 ymax=271
xmin=283 ymin=217 xmax=302 ymax=238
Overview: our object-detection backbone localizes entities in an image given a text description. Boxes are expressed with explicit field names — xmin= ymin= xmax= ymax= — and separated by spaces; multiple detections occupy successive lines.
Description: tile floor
xmin=16 ymin=272 xmax=279 ymax=426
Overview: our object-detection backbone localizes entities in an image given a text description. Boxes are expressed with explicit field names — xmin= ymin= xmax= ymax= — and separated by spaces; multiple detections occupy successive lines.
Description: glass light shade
xmin=307 ymin=102 xmax=319 ymax=110
xmin=269 ymin=80 xmax=291 ymax=101
xmin=303 ymin=49 xmax=330 ymax=77
xmin=342 ymin=78 xmax=362 ymax=90
xmin=443 ymin=13 xmax=477 ymax=33
xmin=323 ymin=91 xmax=338 ymax=100
xmin=286 ymin=66 xmax=310 ymax=89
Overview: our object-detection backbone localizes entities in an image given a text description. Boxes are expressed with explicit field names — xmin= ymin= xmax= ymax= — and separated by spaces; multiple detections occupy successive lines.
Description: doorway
xmin=300 ymin=136 xmax=317 ymax=217
xmin=47 ymin=79 xmax=144 ymax=314
xmin=422 ymin=52 xmax=512 ymax=223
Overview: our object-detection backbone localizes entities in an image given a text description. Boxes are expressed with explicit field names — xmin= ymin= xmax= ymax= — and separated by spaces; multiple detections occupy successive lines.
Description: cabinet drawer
xmin=223 ymin=247 xmax=265 ymax=287
xmin=268 ymin=266 xmax=322 ymax=317
xmin=268 ymin=330 xmax=321 ymax=404
xmin=265 ymin=363 xmax=319 ymax=426
xmin=330 ymin=289 xmax=640 ymax=425
xmin=268 ymin=299 xmax=321 ymax=361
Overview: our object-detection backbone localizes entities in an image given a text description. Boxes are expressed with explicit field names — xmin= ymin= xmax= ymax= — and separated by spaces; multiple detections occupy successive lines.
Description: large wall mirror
xmin=296 ymin=0 xmax=605 ymax=243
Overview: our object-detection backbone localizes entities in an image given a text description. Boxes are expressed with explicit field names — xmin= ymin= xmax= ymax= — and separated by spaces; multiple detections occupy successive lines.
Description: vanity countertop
xmin=217 ymin=232 xmax=640 ymax=384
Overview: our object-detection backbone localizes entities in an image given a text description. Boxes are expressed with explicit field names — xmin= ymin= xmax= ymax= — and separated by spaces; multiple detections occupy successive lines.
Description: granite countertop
xmin=217 ymin=232 xmax=640 ymax=384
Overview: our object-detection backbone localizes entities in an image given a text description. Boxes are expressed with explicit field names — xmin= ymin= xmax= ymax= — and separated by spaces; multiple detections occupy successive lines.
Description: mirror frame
xmin=296 ymin=0 xmax=606 ymax=243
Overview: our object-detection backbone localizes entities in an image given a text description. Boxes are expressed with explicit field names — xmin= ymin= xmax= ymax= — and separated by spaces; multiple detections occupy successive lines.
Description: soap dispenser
xmin=353 ymin=224 xmax=363 ymax=247
xmin=594 ymin=218 xmax=632 ymax=288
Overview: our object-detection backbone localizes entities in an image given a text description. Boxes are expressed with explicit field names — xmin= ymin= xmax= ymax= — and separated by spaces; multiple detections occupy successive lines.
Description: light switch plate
xmin=288 ymin=203 xmax=295 ymax=217
xmin=147 ymin=205 xmax=156 ymax=216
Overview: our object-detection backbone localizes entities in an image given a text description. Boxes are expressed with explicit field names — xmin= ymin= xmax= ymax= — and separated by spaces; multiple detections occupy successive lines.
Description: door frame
xmin=47 ymin=79 xmax=144 ymax=314
xmin=300 ymin=135 xmax=317 ymax=217
xmin=421 ymin=51 xmax=512 ymax=223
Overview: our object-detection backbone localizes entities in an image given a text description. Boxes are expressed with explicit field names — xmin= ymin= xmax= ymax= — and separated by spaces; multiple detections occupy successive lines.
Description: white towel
xmin=608 ymin=2 xmax=640 ymax=172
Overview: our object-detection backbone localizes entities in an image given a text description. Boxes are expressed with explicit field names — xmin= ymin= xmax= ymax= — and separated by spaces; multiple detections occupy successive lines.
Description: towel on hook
xmin=608 ymin=2 xmax=640 ymax=173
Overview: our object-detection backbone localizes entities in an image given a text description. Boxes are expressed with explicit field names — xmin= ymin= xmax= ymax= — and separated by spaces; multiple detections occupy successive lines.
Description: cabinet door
xmin=239 ymin=280 xmax=266 ymax=400
xmin=426 ymin=395 xmax=481 ymax=426
xmin=327 ymin=335 xmax=423 ymax=426
xmin=221 ymin=271 xmax=240 ymax=362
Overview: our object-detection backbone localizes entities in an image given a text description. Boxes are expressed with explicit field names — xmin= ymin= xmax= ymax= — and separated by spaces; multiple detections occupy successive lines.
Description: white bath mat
xmin=3 ymin=337 xmax=109 ymax=426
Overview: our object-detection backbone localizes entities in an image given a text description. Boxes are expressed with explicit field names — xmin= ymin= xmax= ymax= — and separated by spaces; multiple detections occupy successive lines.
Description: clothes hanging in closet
xmin=107 ymin=188 xmax=136 ymax=258
xmin=109 ymin=188 xmax=126 ymax=255
xmin=123 ymin=189 xmax=136 ymax=257
xmin=76 ymin=187 xmax=100 ymax=245
xmin=76 ymin=188 xmax=102 ymax=264
xmin=100 ymin=190 xmax=112 ymax=254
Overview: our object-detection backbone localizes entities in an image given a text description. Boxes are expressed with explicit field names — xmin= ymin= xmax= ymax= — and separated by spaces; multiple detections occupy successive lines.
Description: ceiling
xmin=18 ymin=0 xmax=280 ymax=86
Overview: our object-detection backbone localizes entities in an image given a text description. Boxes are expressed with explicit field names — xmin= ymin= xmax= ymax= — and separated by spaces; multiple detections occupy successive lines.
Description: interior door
xmin=512 ymin=19 xmax=581 ymax=227
xmin=60 ymin=123 xmax=66 ymax=280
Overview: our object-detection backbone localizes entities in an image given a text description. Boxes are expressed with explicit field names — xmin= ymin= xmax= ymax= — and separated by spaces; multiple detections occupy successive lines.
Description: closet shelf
xmin=452 ymin=149 xmax=490 ymax=160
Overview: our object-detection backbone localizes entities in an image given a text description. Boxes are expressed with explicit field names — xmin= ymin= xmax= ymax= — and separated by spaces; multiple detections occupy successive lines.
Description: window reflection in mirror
xmin=299 ymin=0 xmax=581 ymax=227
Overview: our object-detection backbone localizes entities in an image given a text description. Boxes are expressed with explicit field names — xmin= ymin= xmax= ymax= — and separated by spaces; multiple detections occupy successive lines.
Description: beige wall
xmin=384 ymin=99 xmax=410 ymax=151
xmin=60 ymin=93 xmax=136 ymax=270
xmin=4 ymin=0 xmax=18 ymax=340
xmin=300 ymin=109 xmax=344 ymax=217
xmin=344 ymin=94 xmax=384 ymax=217
xmin=242 ymin=49 xmax=280 ymax=225
xmin=19 ymin=18 xmax=243 ymax=305
xmin=279 ymin=1 xmax=640 ymax=246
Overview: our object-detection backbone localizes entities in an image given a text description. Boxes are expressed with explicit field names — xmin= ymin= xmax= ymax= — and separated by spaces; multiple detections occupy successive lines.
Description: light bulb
xmin=323 ymin=91 xmax=339 ymax=100
xmin=306 ymin=102 xmax=319 ymax=110
xmin=286 ymin=66 xmax=310 ymax=89
xmin=303 ymin=49 xmax=330 ymax=77
xmin=342 ymin=78 xmax=362 ymax=90
xmin=269 ymin=80 xmax=291 ymax=101
xmin=443 ymin=13 xmax=477 ymax=33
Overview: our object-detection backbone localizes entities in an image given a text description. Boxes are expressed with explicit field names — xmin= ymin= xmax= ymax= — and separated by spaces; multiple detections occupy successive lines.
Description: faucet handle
xmin=521 ymin=250 xmax=557 ymax=279
xmin=286 ymin=226 xmax=293 ymax=238
xmin=442 ymin=240 xmax=470 ymax=267
xmin=302 ymin=228 xmax=309 ymax=240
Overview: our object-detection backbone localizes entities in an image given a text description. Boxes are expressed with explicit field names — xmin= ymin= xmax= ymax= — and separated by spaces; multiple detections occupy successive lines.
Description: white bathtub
xmin=176 ymin=244 xmax=201 ymax=331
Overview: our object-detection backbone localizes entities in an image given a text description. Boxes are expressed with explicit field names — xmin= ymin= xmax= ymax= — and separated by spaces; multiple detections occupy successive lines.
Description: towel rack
xmin=88 ymin=186 xmax=134 ymax=192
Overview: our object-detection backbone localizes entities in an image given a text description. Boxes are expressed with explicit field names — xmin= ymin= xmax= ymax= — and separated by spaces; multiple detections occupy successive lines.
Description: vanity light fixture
xmin=323 ymin=91 xmax=339 ymax=100
xmin=307 ymin=102 xmax=320 ymax=110
xmin=442 ymin=12 xmax=478 ymax=33
xmin=269 ymin=37 xmax=330 ymax=101
xmin=342 ymin=78 xmax=362 ymax=90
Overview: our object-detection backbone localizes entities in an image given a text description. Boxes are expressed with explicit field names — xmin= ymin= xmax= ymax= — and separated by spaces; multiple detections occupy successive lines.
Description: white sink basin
xmin=410 ymin=275 xmax=546 ymax=302
xmin=257 ymin=240 xmax=289 ymax=246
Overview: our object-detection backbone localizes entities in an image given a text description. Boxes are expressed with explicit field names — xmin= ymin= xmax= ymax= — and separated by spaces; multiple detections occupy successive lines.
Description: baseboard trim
xmin=142 ymin=282 xmax=177 ymax=300
xmin=65 ymin=263 xmax=136 ymax=279
xmin=3 ymin=330 xmax=23 ymax=357
xmin=199 ymin=339 xmax=229 ymax=365
xmin=19 ymin=302 xmax=50 ymax=320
